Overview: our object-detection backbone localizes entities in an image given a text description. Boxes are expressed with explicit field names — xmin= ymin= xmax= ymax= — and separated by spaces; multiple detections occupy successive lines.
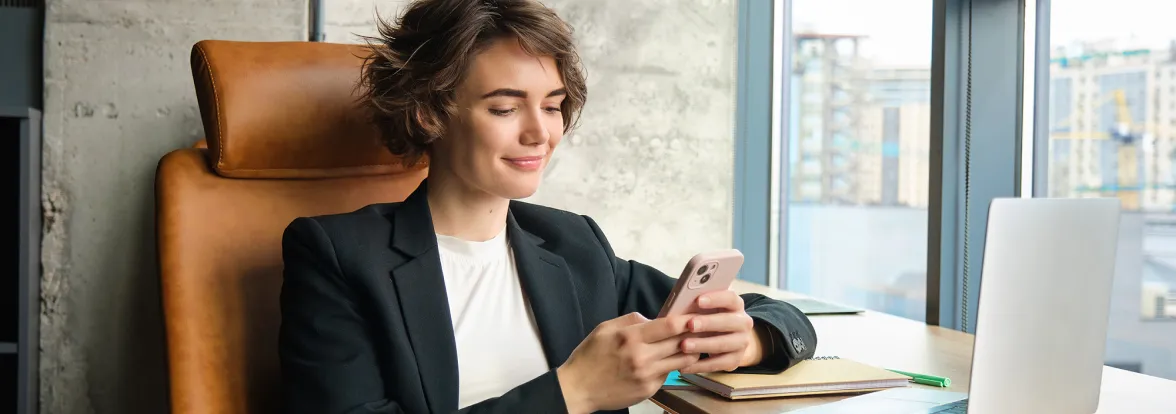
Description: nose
xmin=520 ymin=107 xmax=551 ymax=146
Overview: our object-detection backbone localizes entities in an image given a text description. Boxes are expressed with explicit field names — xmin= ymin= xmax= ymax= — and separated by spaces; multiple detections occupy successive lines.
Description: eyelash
xmin=488 ymin=107 xmax=562 ymax=117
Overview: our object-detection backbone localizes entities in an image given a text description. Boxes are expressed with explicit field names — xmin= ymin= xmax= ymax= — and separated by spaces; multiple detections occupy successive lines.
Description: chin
xmin=494 ymin=177 xmax=542 ymax=200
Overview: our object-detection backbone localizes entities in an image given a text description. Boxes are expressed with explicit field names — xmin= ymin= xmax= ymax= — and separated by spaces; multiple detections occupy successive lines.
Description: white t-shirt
xmin=436 ymin=229 xmax=551 ymax=409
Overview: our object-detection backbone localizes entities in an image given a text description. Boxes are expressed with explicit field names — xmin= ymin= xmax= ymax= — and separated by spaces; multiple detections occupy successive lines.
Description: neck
xmin=426 ymin=171 xmax=510 ymax=242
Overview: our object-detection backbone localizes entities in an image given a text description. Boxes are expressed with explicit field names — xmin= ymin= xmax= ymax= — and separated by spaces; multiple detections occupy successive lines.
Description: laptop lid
xmin=967 ymin=198 xmax=1120 ymax=413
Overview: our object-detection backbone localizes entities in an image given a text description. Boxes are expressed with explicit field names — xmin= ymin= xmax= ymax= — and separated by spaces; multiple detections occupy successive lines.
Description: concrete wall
xmin=325 ymin=0 xmax=739 ymax=274
xmin=40 ymin=1 xmax=305 ymax=412
xmin=527 ymin=0 xmax=738 ymax=274
xmin=39 ymin=0 xmax=737 ymax=412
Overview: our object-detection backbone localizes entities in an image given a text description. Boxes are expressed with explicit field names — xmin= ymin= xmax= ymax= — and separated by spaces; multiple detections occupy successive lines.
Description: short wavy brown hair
xmin=358 ymin=0 xmax=587 ymax=166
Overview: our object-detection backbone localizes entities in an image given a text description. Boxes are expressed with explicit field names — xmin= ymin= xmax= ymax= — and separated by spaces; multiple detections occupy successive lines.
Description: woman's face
xmin=434 ymin=36 xmax=567 ymax=200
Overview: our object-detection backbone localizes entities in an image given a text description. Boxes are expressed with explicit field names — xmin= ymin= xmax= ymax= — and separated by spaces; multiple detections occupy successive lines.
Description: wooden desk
xmin=650 ymin=281 xmax=1176 ymax=414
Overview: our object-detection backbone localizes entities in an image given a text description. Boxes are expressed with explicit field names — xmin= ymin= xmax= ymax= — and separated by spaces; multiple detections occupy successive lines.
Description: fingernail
xmin=699 ymin=297 xmax=711 ymax=307
xmin=691 ymin=320 xmax=702 ymax=332
xmin=684 ymin=341 xmax=695 ymax=352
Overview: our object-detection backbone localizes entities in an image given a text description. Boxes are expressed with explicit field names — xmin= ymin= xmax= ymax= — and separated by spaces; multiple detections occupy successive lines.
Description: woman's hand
xmin=678 ymin=290 xmax=768 ymax=374
xmin=556 ymin=312 xmax=699 ymax=414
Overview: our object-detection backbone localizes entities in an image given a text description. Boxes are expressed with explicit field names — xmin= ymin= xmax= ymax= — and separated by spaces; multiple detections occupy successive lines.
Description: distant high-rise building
xmin=790 ymin=33 xmax=866 ymax=205
xmin=860 ymin=68 xmax=931 ymax=208
xmin=1049 ymin=44 xmax=1176 ymax=211
xmin=789 ymin=36 xmax=932 ymax=208
xmin=865 ymin=67 xmax=932 ymax=106
xmin=1141 ymin=282 xmax=1176 ymax=320
xmin=857 ymin=101 xmax=931 ymax=208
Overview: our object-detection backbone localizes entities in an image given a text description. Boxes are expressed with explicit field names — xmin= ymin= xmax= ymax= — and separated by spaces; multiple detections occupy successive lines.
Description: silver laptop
xmin=794 ymin=198 xmax=1121 ymax=414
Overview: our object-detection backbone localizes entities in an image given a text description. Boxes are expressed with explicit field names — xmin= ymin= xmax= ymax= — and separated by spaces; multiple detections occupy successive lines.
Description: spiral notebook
xmin=679 ymin=357 xmax=910 ymax=400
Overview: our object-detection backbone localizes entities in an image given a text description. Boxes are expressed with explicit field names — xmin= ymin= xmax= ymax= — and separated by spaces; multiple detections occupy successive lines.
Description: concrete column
xmin=40 ymin=1 xmax=305 ymax=412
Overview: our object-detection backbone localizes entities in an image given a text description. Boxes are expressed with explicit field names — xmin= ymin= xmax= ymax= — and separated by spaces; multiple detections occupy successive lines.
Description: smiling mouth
xmin=504 ymin=156 xmax=544 ymax=171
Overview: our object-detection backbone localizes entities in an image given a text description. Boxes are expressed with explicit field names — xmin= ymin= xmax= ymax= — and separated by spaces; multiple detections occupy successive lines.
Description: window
xmin=778 ymin=0 xmax=932 ymax=321
xmin=1044 ymin=0 xmax=1176 ymax=380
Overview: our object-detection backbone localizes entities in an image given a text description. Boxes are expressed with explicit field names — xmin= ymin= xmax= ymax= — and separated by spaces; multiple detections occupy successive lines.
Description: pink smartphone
xmin=656 ymin=249 xmax=745 ymax=318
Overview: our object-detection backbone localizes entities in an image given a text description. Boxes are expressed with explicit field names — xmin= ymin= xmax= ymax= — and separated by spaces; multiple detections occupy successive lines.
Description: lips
xmin=504 ymin=156 xmax=544 ymax=171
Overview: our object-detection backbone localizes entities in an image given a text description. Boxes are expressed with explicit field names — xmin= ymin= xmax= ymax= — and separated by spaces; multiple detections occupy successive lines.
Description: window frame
xmin=732 ymin=0 xmax=777 ymax=286
xmin=733 ymin=0 xmax=1036 ymax=331
xmin=929 ymin=0 xmax=1030 ymax=332
xmin=1030 ymin=0 xmax=1051 ymax=198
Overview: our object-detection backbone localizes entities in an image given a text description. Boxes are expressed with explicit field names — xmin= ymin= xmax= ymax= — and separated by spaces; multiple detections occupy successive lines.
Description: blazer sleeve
xmin=582 ymin=215 xmax=818 ymax=374
xmin=279 ymin=217 xmax=401 ymax=413
xmin=279 ymin=218 xmax=574 ymax=414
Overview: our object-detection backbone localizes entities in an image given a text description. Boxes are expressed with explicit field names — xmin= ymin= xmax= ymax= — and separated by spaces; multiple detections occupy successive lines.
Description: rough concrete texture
xmin=326 ymin=0 xmax=739 ymax=276
xmin=41 ymin=1 xmax=306 ymax=413
xmin=532 ymin=0 xmax=738 ymax=275
xmin=322 ymin=0 xmax=411 ymax=44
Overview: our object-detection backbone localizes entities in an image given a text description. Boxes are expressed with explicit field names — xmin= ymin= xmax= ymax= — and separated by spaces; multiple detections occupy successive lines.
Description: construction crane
xmin=1050 ymin=88 xmax=1160 ymax=210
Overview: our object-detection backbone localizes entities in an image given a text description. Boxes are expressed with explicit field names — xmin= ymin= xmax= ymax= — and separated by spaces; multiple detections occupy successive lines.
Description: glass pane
xmin=1047 ymin=0 xmax=1176 ymax=380
xmin=781 ymin=0 xmax=932 ymax=321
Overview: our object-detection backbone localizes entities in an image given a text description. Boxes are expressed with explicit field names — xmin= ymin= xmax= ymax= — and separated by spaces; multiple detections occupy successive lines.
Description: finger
xmin=648 ymin=351 xmax=702 ymax=377
xmin=697 ymin=290 xmax=744 ymax=312
xmin=645 ymin=333 xmax=688 ymax=361
xmin=681 ymin=333 xmax=748 ymax=355
xmin=679 ymin=351 xmax=742 ymax=374
xmin=687 ymin=312 xmax=754 ymax=334
xmin=633 ymin=314 xmax=691 ymax=343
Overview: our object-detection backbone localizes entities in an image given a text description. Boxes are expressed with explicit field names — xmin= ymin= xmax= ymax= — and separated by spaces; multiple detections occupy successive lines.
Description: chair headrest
xmin=190 ymin=40 xmax=423 ymax=179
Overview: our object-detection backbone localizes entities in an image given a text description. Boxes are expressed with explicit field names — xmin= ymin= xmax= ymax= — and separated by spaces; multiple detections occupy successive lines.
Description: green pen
xmin=886 ymin=369 xmax=952 ymax=387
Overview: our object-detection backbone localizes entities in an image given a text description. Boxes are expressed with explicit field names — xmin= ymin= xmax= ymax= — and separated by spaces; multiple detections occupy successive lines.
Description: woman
xmin=278 ymin=0 xmax=818 ymax=413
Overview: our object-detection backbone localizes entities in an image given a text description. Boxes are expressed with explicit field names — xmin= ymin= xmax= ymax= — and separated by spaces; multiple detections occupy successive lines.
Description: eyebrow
xmin=480 ymin=88 xmax=567 ymax=99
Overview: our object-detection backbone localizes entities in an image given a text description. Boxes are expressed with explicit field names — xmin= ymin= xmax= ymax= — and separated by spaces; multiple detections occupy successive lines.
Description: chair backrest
xmin=156 ymin=40 xmax=428 ymax=413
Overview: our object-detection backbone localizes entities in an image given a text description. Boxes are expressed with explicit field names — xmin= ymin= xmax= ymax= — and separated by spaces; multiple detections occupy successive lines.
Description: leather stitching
xmin=195 ymin=44 xmax=225 ymax=171
xmin=219 ymin=160 xmax=428 ymax=173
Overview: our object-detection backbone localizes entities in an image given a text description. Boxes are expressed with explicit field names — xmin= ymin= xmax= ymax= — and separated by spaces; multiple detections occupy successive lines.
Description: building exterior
xmin=1141 ymin=281 xmax=1176 ymax=319
xmin=857 ymin=67 xmax=932 ymax=208
xmin=1048 ymin=45 xmax=1176 ymax=212
xmin=790 ymin=33 xmax=933 ymax=208
xmin=791 ymin=33 xmax=866 ymax=205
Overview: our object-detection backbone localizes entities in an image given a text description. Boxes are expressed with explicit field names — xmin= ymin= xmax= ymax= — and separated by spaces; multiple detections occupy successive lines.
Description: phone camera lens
xmin=697 ymin=266 xmax=708 ymax=276
xmin=700 ymin=274 xmax=711 ymax=284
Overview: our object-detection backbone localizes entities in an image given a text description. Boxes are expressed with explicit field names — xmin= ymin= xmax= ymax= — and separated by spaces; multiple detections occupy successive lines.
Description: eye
xmin=544 ymin=106 xmax=562 ymax=114
xmin=488 ymin=108 xmax=516 ymax=116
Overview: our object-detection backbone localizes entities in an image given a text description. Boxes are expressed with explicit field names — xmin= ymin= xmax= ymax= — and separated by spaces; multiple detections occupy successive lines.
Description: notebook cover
xmin=662 ymin=370 xmax=698 ymax=390
xmin=726 ymin=387 xmax=896 ymax=400
xmin=681 ymin=358 xmax=910 ymax=399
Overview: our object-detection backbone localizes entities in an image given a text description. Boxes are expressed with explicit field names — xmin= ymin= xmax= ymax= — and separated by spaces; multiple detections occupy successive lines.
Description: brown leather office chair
xmin=156 ymin=40 xmax=428 ymax=413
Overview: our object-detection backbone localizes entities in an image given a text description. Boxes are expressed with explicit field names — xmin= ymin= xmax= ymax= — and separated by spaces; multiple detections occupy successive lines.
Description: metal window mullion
xmin=733 ymin=0 xmax=775 ymax=285
xmin=768 ymin=0 xmax=792 ymax=290
xmin=929 ymin=0 xmax=1026 ymax=331
xmin=929 ymin=0 xmax=963 ymax=327
xmin=1032 ymin=0 xmax=1052 ymax=197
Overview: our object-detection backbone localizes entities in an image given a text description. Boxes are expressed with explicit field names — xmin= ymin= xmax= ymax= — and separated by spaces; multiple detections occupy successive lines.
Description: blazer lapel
xmin=388 ymin=182 xmax=459 ymax=413
xmin=506 ymin=208 xmax=587 ymax=369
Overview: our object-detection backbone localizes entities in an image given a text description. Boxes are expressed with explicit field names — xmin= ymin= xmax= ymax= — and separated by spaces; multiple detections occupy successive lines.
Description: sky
xmin=791 ymin=0 xmax=1176 ymax=66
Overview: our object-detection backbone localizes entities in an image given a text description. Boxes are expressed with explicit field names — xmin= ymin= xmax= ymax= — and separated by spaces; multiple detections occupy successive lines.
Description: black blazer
xmin=279 ymin=182 xmax=818 ymax=414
